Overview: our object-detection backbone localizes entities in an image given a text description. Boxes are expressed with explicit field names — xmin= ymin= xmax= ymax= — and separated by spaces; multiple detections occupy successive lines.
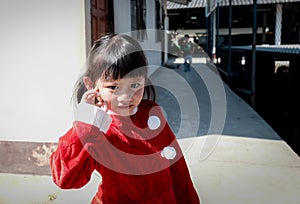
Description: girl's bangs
xmin=103 ymin=51 xmax=148 ymax=80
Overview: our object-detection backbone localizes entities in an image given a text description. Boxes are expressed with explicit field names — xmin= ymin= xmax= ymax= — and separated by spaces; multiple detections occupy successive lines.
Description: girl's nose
xmin=117 ymin=91 xmax=132 ymax=103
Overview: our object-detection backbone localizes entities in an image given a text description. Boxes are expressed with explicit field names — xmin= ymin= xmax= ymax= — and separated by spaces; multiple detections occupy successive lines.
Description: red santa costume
xmin=50 ymin=99 xmax=200 ymax=203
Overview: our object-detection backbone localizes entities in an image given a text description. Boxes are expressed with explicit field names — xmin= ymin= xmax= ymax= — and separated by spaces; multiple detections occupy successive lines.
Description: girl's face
xmin=96 ymin=76 xmax=145 ymax=116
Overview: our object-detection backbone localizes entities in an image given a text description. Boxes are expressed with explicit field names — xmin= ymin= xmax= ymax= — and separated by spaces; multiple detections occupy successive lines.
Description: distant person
xmin=180 ymin=34 xmax=195 ymax=72
xmin=50 ymin=33 xmax=200 ymax=203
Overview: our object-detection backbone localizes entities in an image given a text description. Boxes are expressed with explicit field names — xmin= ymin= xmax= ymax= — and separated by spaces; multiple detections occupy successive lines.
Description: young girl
xmin=50 ymin=33 xmax=200 ymax=203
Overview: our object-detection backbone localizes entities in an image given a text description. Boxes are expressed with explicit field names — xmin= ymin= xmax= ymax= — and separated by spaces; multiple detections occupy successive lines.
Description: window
xmin=131 ymin=0 xmax=147 ymax=41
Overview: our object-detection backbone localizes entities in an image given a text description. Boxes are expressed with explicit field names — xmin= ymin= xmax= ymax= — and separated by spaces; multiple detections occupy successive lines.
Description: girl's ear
xmin=83 ymin=77 xmax=94 ymax=90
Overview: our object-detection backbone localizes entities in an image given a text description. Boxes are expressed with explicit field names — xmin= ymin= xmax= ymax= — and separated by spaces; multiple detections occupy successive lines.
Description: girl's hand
xmin=76 ymin=87 xmax=111 ymax=133
xmin=82 ymin=87 xmax=99 ymax=105
xmin=82 ymin=87 xmax=108 ymax=111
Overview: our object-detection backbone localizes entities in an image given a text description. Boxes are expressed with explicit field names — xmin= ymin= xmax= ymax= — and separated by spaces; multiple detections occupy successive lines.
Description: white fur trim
xmin=74 ymin=102 xmax=112 ymax=133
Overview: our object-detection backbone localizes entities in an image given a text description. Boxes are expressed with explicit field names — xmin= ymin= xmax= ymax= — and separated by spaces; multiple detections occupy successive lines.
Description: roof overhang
xmin=167 ymin=0 xmax=300 ymax=10
xmin=167 ymin=0 xmax=192 ymax=5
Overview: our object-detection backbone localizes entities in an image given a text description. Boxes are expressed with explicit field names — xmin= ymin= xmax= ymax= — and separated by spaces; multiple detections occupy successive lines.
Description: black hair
xmin=72 ymin=33 xmax=156 ymax=104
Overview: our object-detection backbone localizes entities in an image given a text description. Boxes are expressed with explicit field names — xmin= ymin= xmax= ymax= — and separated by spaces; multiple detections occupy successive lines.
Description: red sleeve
xmin=50 ymin=122 xmax=104 ymax=189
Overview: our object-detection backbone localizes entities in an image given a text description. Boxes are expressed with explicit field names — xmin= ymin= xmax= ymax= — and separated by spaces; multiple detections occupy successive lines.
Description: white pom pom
xmin=161 ymin=146 xmax=176 ymax=160
xmin=147 ymin=116 xmax=161 ymax=130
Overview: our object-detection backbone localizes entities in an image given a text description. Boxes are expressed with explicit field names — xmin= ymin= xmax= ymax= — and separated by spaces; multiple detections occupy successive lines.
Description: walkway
xmin=152 ymin=58 xmax=300 ymax=204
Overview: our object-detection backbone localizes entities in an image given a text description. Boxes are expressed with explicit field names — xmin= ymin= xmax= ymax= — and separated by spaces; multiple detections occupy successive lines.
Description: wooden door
xmin=91 ymin=0 xmax=114 ymax=44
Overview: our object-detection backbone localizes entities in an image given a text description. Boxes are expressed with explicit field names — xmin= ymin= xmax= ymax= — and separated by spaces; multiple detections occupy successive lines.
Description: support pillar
xmin=275 ymin=3 xmax=282 ymax=45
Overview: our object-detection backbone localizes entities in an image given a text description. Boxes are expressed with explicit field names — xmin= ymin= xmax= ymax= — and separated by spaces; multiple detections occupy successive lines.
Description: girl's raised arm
xmin=50 ymin=101 xmax=112 ymax=189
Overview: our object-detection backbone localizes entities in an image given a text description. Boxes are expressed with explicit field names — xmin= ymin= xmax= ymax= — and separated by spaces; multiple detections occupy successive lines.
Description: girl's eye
xmin=108 ymin=86 xmax=119 ymax=90
xmin=130 ymin=83 xmax=140 ymax=89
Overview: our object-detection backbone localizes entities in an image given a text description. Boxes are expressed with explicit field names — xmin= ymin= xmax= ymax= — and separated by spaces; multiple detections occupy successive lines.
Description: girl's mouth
xmin=116 ymin=105 xmax=135 ymax=110
xmin=117 ymin=105 xmax=130 ymax=109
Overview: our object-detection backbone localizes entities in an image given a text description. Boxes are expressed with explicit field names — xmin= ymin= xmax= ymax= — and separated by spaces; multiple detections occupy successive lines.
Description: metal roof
xmin=167 ymin=0 xmax=300 ymax=9
xmin=167 ymin=0 xmax=205 ymax=9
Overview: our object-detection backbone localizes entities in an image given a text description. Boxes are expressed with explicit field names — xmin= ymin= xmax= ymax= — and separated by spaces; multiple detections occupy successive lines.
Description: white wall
xmin=113 ymin=0 xmax=162 ymax=69
xmin=114 ymin=0 xmax=131 ymax=34
xmin=0 ymin=0 xmax=86 ymax=142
